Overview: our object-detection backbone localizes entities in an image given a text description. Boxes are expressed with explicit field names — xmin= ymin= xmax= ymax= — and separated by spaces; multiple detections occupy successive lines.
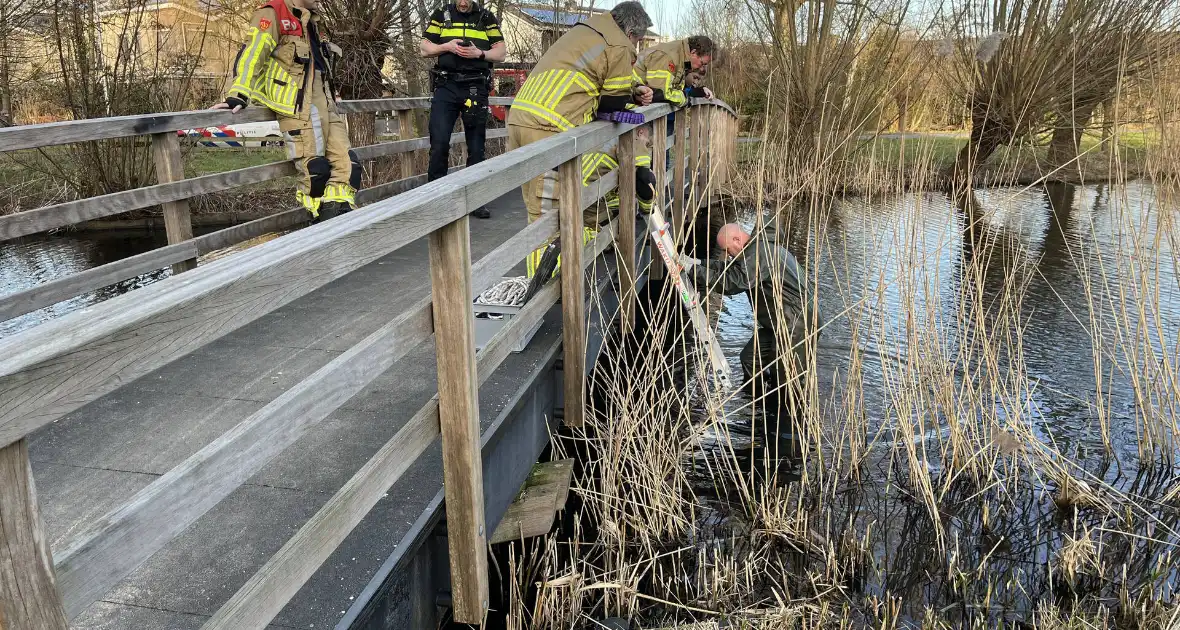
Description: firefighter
xmin=505 ymin=1 xmax=656 ymax=276
xmin=633 ymin=36 xmax=716 ymax=107
xmin=212 ymin=0 xmax=360 ymax=223
xmin=420 ymin=0 xmax=506 ymax=219
xmin=634 ymin=36 xmax=715 ymax=169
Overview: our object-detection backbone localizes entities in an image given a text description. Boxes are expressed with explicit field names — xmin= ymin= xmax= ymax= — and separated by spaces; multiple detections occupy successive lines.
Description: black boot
xmin=318 ymin=201 xmax=353 ymax=222
xmin=471 ymin=206 xmax=491 ymax=219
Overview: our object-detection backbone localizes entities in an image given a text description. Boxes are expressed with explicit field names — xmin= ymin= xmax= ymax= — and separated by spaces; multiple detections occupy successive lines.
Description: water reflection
xmin=0 ymin=231 xmax=169 ymax=338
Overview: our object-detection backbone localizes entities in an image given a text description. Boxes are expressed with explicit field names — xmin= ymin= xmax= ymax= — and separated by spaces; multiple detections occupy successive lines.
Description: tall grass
xmin=494 ymin=55 xmax=1180 ymax=625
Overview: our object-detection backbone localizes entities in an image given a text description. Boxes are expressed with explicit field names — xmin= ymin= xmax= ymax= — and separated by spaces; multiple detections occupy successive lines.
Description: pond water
xmin=0 ymin=231 xmax=171 ymax=339
xmin=690 ymin=180 xmax=1179 ymax=623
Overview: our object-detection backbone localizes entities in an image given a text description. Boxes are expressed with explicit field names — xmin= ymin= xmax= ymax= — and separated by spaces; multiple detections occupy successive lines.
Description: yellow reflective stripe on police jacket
xmin=439 ymin=28 xmax=491 ymax=40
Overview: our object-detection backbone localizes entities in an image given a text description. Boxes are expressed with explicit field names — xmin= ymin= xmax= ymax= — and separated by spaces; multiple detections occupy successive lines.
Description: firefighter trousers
xmin=278 ymin=76 xmax=360 ymax=219
xmin=508 ymin=123 xmax=653 ymax=277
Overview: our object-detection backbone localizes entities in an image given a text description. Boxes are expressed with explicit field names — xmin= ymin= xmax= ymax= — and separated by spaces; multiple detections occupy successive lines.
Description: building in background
xmin=499 ymin=2 xmax=661 ymax=63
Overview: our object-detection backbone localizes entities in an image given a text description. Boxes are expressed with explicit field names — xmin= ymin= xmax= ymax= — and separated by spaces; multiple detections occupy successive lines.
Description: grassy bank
xmin=737 ymin=129 xmax=1153 ymax=195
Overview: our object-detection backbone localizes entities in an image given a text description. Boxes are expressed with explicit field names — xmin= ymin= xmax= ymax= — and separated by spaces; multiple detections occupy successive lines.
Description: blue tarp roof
xmin=519 ymin=8 xmax=584 ymax=26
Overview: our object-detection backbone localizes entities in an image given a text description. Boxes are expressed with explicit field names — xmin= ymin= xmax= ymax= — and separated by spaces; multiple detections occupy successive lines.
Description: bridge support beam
xmin=429 ymin=215 xmax=489 ymax=624
xmin=150 ymin=132 xmax=197 ymax=274
xmin=617 ymin=129 xmax=637 ymax=334
xmin=0 ymin=439 xmax=68 ymax=630
xmin=651 ymin=116 xmax=669 ymax=281
xmin=558 ymin=158 xmax=586 ymax=428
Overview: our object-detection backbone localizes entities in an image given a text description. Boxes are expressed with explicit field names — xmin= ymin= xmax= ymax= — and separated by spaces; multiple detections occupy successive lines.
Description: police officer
xmin=420 ymin=0 xmax=505 ymax=219
xmin=213 ymin=0 xmax=360 ymax=222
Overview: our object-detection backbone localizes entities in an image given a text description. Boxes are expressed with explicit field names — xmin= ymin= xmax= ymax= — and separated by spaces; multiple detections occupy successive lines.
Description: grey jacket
xmin=692 ymin=230 xmax=818 ymax=332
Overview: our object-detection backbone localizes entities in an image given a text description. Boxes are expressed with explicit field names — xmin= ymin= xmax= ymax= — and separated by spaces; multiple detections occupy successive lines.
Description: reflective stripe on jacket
xmin=506 ymin=12 xmax=636 ymax=132
xmin=423 ymin=4 xmax=504 ymax=73
xmin=633 ymin=39 xmax=690 ymax=107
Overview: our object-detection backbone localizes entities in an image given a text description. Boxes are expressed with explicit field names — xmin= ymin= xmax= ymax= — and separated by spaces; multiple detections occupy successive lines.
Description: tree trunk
xmin=948 ymin=103 xmax=1011 ymax=194
xmin=1047 ymin=101 xmax=1097 ymax=174
xmin=0 ymin=54 xmax=12 ymax=126
xmin=1101 ymin=96 xmax=1116 ymax=151
xmin=400 ymin=4 xmax=428 ymax=171
xmin=0 ymin=10 xmax=11 ymax=126
xmin=897 ymin=93 xmax=907 ymax=133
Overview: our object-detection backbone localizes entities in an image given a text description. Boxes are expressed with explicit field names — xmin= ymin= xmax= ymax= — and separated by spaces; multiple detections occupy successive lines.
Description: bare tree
xmin=742 ymin=0 xmax=917 ymax=184
xmin=0 ymin=0 xmax=48 ymax=124
xmin=1045 ymin=25 xmax=1177 ymax=169
xmin=321 ymin=0 xmax=404 ymax=146
xmin=31 ymin=0 xmax=205 ymax=196
xmin=941 ymin=0 xmax=1177 ymax=188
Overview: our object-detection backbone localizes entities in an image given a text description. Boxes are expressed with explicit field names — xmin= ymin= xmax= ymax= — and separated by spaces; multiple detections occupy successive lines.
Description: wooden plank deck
xmin=26 ymin=190 xmax=550 ymax=629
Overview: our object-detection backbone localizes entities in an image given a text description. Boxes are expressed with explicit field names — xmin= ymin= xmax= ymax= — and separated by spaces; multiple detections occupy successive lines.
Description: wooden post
xmin=558 ymin=158 xmax=585 ymax=428
xmin=427 ymin=216 xmax=488 ymax=624
xmin=651 ymin=116 xmax=669 ymax=280
xmin=151 ymin=132 xmax=197 ymax=274
xmin=0 ymin=439 xmax=68 ymax=630
xmin=398 ymin=109 xmax=416 ymax=181
xmin=616 ymin=129 xmax=637 ymax=334
xmin=696 ymin=107 xmax=712 ymax=206
xmin=672 ymin=109 xmax=689 ymax=247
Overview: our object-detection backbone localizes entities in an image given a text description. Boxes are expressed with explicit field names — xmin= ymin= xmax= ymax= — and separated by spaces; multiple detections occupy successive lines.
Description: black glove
xmin=224 ymin=95 xmax=248 ymax=110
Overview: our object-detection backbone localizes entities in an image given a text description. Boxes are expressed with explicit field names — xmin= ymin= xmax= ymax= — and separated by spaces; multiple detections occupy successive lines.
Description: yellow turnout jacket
xmin=506 ymin=12 xmax=636 ymax=132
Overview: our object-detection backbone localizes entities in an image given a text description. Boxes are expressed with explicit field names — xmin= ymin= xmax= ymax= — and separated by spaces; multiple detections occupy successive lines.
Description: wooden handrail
xmin=0 ymin=129 xmax=499 ymax=243
xmin=0 ymin=98 xmax=739 ymax=629
xmin=0 ymin=108 xmax=276 ymax=152
xmin=0 ymin=119 xmax=507 ymax=323
xmin=203 ymin=213 xmax=616 ymax=630
xmin=0 ymin=96 xmax=520 ymax=152
xmin=0 ymin=100 xmax=675 ymax=446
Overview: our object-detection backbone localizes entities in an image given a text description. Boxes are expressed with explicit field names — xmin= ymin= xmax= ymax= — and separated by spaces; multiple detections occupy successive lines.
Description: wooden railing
xmin=0 ymin=97 xmax=518 ymax=323
xmin=0 ymin=96 xmax=737 ymax=628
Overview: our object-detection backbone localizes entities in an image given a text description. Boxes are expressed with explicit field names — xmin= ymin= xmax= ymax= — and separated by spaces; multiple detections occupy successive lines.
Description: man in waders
xmin=505 ymin=1 xmax=656 ymax=277
xmin=683 ymin=223 xmax=821 ymax=478
xmin=420 ymin=0 xmax=505 ymax=219
xmin=213 ymin=0 xmax=360 ymax=223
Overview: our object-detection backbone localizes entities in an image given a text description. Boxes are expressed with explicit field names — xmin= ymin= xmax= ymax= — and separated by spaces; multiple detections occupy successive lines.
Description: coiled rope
xmin=474 ymin=276 xmax=529 ymax=307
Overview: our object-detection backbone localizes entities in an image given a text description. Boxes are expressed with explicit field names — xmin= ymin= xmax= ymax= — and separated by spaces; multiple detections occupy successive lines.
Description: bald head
xmin=717 ymin=223 xmax=751 ymax=257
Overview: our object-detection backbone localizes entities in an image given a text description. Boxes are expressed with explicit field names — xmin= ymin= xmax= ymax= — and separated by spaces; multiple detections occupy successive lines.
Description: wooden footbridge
xmin=0 ymin=96 xmax=737 ymax=629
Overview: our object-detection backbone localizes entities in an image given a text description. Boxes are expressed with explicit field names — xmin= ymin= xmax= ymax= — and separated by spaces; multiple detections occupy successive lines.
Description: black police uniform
xmin=423 ymin=3 xmax=502 ymax=216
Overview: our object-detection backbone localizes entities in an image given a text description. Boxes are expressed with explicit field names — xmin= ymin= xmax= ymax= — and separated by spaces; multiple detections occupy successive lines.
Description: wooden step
xmin=490 ymin=459 xmax=574 ymax=545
